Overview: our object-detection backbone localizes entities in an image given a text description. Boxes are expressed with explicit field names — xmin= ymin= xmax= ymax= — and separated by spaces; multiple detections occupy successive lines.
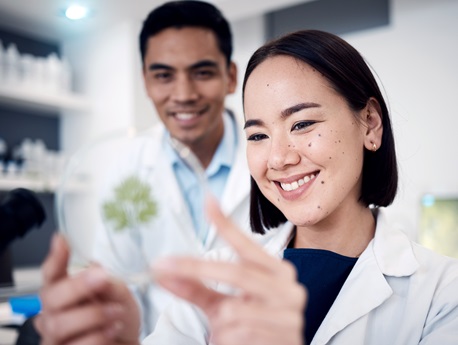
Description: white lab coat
xmin=92 ymin=112 xmax=251 ymax=333
xmin=144 ymin=208 xmax=458 ymax=344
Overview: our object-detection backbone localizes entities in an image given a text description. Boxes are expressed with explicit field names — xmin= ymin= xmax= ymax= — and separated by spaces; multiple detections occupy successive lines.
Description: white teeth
xmin=176 ymin=113 xmax=197 ymax=120
xmin=280 ymin=174 xmax=315 ymax=191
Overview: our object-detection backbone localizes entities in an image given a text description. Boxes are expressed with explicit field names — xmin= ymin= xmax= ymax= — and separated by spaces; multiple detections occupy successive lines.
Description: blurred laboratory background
xmin=0 ymin=0 xmax=457 ymax=297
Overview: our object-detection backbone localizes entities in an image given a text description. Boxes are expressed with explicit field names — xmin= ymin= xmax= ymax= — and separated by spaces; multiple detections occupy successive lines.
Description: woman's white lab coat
xmin=92 ymin=112 xmax=251 ymax=331
xmin=144 ymin=209 xmax=458 ymax=344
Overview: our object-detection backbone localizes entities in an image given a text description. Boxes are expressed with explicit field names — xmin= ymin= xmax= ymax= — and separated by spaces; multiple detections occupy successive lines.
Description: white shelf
xmin=0 ymin=176 xmax=57 ymax=193
xmin=0 ymin=175 xmax=88 ymax=194
xmin=0 ymin=84 xmax=89 ymax=113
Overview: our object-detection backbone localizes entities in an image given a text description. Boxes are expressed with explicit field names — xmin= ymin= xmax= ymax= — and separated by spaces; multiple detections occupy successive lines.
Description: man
xmin=91 ymin=0 xmax=251 ymax=335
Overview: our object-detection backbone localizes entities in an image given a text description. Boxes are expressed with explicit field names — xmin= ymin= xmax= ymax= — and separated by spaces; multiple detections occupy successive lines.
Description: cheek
xmin=304 ymin=128 xmax=360 ymax=163
xmin=199 ymin=80 xmax=228 ymax=101
xmin=147 ymin=87 xmax=167 ymax=106
xmin=247 ymin=146 xmax=268 ymax=181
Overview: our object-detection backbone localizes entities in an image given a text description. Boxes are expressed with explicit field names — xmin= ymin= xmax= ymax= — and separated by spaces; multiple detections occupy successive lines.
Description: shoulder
xmin=117 ymin=123 xmax=166 ymax=161
xmin=411 ymin=245 xmax=458 ymax=342
xmin=411 ymin=242 xmax=458 ymax=287
xmin=373 ymin=208 xmax=458 ymax=290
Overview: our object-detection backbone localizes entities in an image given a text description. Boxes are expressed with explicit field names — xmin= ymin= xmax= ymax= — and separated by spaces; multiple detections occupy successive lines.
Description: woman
xmin=35 ymin=30 xmax=458 ymax=345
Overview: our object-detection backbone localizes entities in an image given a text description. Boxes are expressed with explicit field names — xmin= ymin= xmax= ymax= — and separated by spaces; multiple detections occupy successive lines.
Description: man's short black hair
xmin=139 ymin=0 xmax=233 ymax=66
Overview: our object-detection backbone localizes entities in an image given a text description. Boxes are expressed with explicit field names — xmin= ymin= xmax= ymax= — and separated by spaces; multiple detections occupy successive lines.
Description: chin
xmin=286 ymin=211 xmax=322 ymax=227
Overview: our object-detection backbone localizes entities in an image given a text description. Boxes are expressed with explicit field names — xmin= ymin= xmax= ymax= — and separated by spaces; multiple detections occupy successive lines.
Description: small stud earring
xmin=372 ymin=143 xmax=377 ymax=152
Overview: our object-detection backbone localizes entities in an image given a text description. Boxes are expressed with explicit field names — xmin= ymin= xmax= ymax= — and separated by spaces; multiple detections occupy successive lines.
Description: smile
xmin=175 ymin=112 xmax=198 ymax=120
xmin=280 ymin=173 xmax=316 ymax=191
xmin=170 ymin=106 xmax=209 ymax=120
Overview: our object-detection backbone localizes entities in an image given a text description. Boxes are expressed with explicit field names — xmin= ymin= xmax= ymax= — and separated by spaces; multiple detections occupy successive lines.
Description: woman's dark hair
xmin=139 ymin=0 xmax=233 ymax=66
xmin=242 ymin=30 xmax=398 ymax=234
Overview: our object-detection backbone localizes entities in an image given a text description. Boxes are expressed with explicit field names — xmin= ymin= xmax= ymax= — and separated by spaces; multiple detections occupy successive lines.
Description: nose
xmin=171 ymin=74 xmax=198 ymax=102
xmin=267 ymin=137 xmax=300 ymax=170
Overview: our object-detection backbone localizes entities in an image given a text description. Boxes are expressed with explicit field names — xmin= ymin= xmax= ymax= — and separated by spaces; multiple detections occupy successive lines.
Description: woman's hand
xmin=34 ymin=234 xmax=141 ymax=345
xmin=153 ymin=197 xmax=307 ymax=345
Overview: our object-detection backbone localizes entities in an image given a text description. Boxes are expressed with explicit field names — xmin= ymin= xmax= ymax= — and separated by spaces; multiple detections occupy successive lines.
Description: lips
xmin=278 ymin=172 xmax=318 ymax=191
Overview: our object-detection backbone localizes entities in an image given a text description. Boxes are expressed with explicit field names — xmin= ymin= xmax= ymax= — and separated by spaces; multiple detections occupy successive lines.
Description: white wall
xmin=62 ymin=0 xmax=458 ymax=240
xmin=61 ymin=21 xmax=141 ymax=152
xmin=227 ymin=15 xmax=266 ymax=122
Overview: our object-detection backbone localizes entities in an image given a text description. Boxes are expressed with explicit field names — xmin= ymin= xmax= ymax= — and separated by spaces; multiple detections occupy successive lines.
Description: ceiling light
xmin=65 ymin=4 xmax=89 ymax=20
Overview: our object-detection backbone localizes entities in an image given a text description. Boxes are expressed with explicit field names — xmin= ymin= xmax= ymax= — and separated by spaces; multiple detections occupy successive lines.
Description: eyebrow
xmin=148 ymin=63 xmax=173 ymax=71
xmin=189 ymin=60 xmax=219 ymax=70
xmin=244 ymin=102 xmax=321 ymax=129
xmin=244 ymin=118 xmax=263 ymax=129
xmin=147 ymin=59 xmax=218 ymax=72
xmin=281 ymin=102 xmax=321 ymax=118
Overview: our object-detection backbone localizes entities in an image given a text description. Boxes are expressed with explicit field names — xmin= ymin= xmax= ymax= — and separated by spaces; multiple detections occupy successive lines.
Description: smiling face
xmin=142 ymin=27 xmax=237 ymax=157
xmin=244 ymin=55 xmax=376 ymax=229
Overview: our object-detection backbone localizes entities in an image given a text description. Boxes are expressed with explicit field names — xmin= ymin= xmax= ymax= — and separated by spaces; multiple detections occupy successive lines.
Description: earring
xmin=372 ymin=143 xmax=377 ymax=152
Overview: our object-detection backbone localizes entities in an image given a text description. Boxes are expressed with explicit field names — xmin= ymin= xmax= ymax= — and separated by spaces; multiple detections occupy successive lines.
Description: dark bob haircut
xmin=139 ymin=0 xmax=233 ymax=66
xmin=242 ymin=30 xmax=398 ymax=234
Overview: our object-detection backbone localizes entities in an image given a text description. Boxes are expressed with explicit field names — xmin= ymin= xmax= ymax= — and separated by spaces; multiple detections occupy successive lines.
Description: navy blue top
xmin=283 ymin=248 xmax=358 ymax=344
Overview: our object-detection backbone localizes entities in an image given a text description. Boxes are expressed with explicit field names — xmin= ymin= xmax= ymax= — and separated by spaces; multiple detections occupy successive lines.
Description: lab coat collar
xmin=371 ymin=208 xmax=419 ymax=277
xmin=218 ymin=110 xmax=250 ymax=214
xmin=261 ymin=208 xmax=420 ymax=273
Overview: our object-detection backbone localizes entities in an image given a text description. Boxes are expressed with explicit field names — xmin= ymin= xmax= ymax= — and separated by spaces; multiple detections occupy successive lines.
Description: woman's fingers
xmin=154 ymin=266 xmax=226 ymax=317
xmin=154 ymin=257 xmax=305 ymax=307
xmin=205 ymin=196 xmax=285 ymax=274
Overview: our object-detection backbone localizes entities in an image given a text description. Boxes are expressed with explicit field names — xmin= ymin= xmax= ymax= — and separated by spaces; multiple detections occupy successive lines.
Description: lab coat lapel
xmin=141 ymin=126 xmax=199 ymax=251
xmin=205 ymin=114 xmax=251 ymax=249
xmin=312 ymin=244 xmax=393 ymax=345
xmin=312 ymin=209 xmax=418 ymax=345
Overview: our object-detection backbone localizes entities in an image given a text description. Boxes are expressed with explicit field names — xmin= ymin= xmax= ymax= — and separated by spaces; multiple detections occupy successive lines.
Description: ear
xmin=362 ymin=97 xmax=383 ymax=152
xmin=226 ymin=61 xmax=238 ymax=95
xmin=142 ymin=65 xmax=149 ymax=91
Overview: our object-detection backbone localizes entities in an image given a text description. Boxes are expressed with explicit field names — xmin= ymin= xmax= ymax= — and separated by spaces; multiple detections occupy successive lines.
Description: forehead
xmin=244 ymin=55 xmax=334 ymax=115
xmin=144 ymin=27 xmax=224 ymax=67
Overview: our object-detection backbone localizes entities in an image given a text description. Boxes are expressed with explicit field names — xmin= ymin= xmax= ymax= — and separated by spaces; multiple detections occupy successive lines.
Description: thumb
xmin=42 ymin=233 xmax=70 ymax=286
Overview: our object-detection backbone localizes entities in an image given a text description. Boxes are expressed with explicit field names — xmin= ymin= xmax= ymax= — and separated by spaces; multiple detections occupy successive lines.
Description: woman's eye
xmin=292 ymin=121 xmax=315 ymax=131
xmin=247 ymin=133 xmax=268 ymax=141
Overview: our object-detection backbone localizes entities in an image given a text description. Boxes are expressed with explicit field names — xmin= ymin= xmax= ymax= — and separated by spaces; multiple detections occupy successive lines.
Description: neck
xmin=293 ymin=205 xmax=376 ymax=258
xmin=190 ymin=141 xmax=218 ymax=169
xmin=190 ymin=121 xmax=225 ymax=169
